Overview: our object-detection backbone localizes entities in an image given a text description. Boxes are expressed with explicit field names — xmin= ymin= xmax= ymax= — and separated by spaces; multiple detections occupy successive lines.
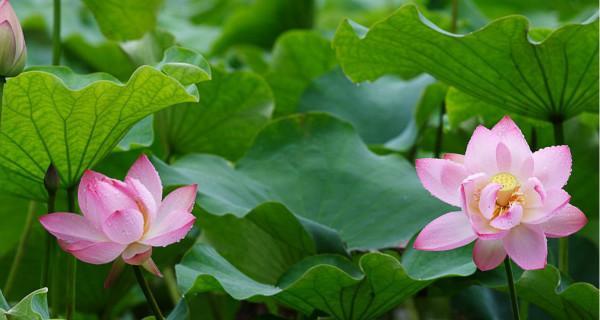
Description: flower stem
xmin=3 ymin=201 xmax=38 ymax=297
xmin=504 ymin=258 xmax=521 ymax=320
xmin=133 ymin=266 xmax=165 ymax=320
xmin=65 ymin=186 xmax=77 ymax=320
xmin=52 ymin=0 xmax=62 ymax=65
xmin=552 ymin=120 xmax=569 ymax=276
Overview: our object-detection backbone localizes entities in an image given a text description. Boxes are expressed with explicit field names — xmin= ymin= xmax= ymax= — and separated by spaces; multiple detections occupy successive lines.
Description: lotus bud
xmin=0 ymin=0 xmax=26 ymax=77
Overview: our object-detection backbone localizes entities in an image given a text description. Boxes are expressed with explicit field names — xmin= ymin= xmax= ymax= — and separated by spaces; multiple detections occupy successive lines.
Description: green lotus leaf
xmin=155 ymin=113 xmax=449 ymax=250
xmin=299 ymin=68 xmax=436 ymax=146
xmin=0 ymin=65 xmax=197 ymax=200
xmin=0 ymin=288 xmax=49 ymax=320
xmin=83 ymin=0 xmax=163 ymax=41
xmin=481 ymin=264 xmax=599 ymax=319
xmin=177 ymin=243 xmax=429 ymax=319
xmin=155 ymin=68 xmax=273 ymax=161
xmin=265 ymin=30 xmax=337 ymax=115
xmin=157 ymin=47 xmax=212 ymax=86
xmin=211 ymin=0 xmax=315 ymax=54
xmin=333 ymin=5 xmax=599 ymax=121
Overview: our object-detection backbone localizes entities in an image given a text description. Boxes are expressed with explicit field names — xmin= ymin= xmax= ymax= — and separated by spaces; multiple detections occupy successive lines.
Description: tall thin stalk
xmin=0 ymin=76 xmax=5 ymax=106
xmin=3 ymin=201 xmax=38 ymax=297
xmin=133 ymin=266 xmax=165 ymax=320
xmin=433 ymin=0 xmax=457 ymax=158
xmin=552 ymin=120 xmax=569 ymax=275
xmin=65 ymin=186 xmax=77 ymax=320
xmin=42 ymin=164 xmax=59 ymax=289
xmin=52 ymin=0 xmax=61 ymax=65
xmin=504 ymin=259 xmax=521 ymax=320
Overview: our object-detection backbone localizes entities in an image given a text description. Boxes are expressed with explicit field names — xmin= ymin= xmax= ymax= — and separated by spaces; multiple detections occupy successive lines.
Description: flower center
xmin=489 ymin=172 xmax=524 ymax=219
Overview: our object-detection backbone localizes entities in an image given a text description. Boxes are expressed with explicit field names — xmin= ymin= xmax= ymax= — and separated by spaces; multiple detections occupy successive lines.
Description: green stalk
xmin=65 ymin=186 xmax=77 ymax=320
xmin=433 ymin=102 xmax=446 ymax=158
xmin=163 ymin=267 xmax=180 ymax=305
xmin=552 ymin=120 xmax=569 ymax=275
xmin=3 ymin=201 xmax=38 ymax=297
xmin=0 ymin=76 xmax=5 ymax=102
xmin=52 ymin=0 xmax=62 ymax=65
xmin=133 ymin=266 xmax=165 ymax=320
xmin=433 ymin=0 xmax=456 ymax=159
xmin=450 ymin=0 xmax=458 ymax=33
xmin=42 ymin=164 xmax=59 ymax=289
xmin=504 ymin=259 xmax=521 ymax=320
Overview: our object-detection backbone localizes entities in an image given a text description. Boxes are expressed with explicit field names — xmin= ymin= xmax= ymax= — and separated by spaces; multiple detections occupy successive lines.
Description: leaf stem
xmin=42 ymin=164 xmax=59 ymax=289
xmin=552 ymin=120 xmax=569 ymax=276
xmin=433 ymin=102 xmax=445 ymax=158
xmin=451 ymin=0 xmax=458 ymax=33
xmin=0 ymin=76 xmax=5 ymax=98
xmin=52 ymin=0 xmax=62 ymax=65
xmin=3 ymin=201 xmax=38 ymax=297
xmin=133 ymin=266 xmax=165 ymax=320
xmin=504 ymin=258 xmax=521 ymax=320
xmin=65 ymin=185 xmax=77 ymax=320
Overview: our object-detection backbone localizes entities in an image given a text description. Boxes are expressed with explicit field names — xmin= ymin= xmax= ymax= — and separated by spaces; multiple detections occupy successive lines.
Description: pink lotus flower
xmin=40 ymin=155 xmax=197 ymax=279
xmin=0 ymin=0 xmax=27 ymax=77
xmin=414 ymin=116 xmax=587 ymax=271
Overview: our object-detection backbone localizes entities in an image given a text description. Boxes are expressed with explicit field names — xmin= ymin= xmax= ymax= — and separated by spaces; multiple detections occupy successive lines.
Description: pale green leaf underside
xmin=177 ymin=244 xmax=429 ymax=319
xmin=155 ymin=113 xmax=450 ymax=250
xmin=83 ymin=0 xmax=163 ymax=41
xmin=0 ymin=66 xmax=196 ymax=199
xmin=333 ymin=5 xmax=599 ymax=121
xmin=157 ymin=46 xmax=212 ymax=86
xmin=0 ymin=288 xmax=49 ymax=320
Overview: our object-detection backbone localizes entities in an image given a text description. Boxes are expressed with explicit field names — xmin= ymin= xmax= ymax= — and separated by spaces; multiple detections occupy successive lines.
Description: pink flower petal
xmin=101 ymin=209 xmax=145 ymax=244
xmin=490 ymin=117 xmax=532 ymax=170
xmin=479 ymin=183 xmax=501 ymax=219
xmin=473 ymin=239 xmax=506 ymax=271
xmin=542 ymin=204 xmax=588 ymax=238
xmin=415 ymin=158 xmax=467 ymax=206
xmin=532 ymin=146 xmax=572 ymax=189
xmin=414 ymin=211 xmax=476 ymax=251
xmin=122 ymin=243 xmax=152 ymax=265
xmin=464 ymin=126 xmax=499 ymax=174
xmin=460 ymin=173 xmax=487 ymax=215
xmin=490 ymin=203 xmax=523 ymax=230
xmin=39 ymin=213 xmax=107 ymax=242
xmin=443 ymin=153 xmax=464 ymax=164
xmin=469 ymin=214 xmax=508 ymax=239
xmin=521 ymin=177 xmax=545 ymax=209
xmin=495 ymin=142 xmax=512 ymax=172
xmin=125 ymin=176 xmax=158 ymax=224
xmin=517 ymin=156 xmax=534 ymax=181
xmin=126 ymin=154 xmax=163 ymax=206
xmin=521 ymin=189 xmax=570 ymax=224
xmin=503 ymin=225 xmax=547 ymax=270
xmin=156 ymin=184 xmax=197 ymax=219
xmin=62 ymin=241 xmax=126 ymax=265
xmin=0 ymin=0 xmax=24 ymax=57
xmin=140 ymin=211 xmax=195 ymax=247
xmin=78 ymin=170 xmax=137 ymax=228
